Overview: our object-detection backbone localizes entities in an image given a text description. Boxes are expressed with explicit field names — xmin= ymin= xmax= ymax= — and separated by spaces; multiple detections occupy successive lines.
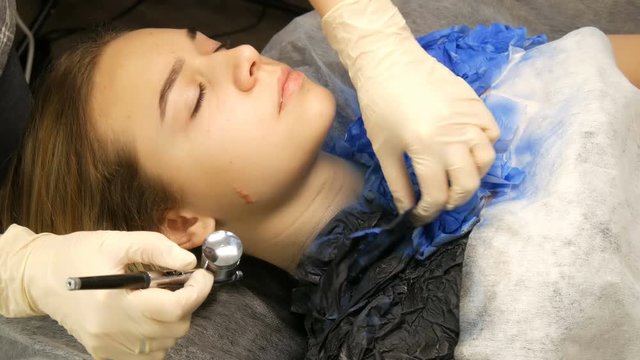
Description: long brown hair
xmin=0 ymin=31 xmax=177 ymax=235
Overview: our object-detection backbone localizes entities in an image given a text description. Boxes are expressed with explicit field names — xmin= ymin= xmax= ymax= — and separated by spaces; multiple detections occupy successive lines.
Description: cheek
xmin=180 ymin=84 xmax=336 ymax=208
xmin=199 ymin=126 xmax=302 ymax=205
xmin=291 ymin=83 xmax=336 ymax=146
xmin=244 ymin=85 xmax=336 ymax=197
xmin=313 ymin=86 xmax=337 ymax=134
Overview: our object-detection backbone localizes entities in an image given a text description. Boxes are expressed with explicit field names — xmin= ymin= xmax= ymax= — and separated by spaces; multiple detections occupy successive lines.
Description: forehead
xmin=97 ymin=29 xmax=189 ymax=84
xmin=91 ymin=29 xmax=188 ymax=140
xmin=109 ymin=28 xmax=189 ymax=57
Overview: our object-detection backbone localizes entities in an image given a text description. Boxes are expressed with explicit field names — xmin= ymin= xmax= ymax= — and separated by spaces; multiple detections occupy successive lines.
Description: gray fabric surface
xmin=2 ymin=0 xmax=639 ymax=358
xmin=393 ymin=0 xmax=639 ymax=40
xmin=0 ymin=0 xmax=16 ymax=75
xmin=454 ymin=27 xmax=640 ymax=359
xmin=0 ymin=278 xmax=306 ymax=360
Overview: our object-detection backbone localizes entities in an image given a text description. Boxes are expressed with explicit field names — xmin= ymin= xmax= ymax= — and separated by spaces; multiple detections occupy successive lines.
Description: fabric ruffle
xmin=322 ymin=24 xmax=547 ymax=259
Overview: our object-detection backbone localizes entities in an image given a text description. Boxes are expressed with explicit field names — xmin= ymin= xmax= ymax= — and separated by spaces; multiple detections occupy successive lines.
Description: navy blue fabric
xmin=294 ymin=203 xmax=467 ymax=359
xmin=294 ymin=24 xmax=547 ymax=359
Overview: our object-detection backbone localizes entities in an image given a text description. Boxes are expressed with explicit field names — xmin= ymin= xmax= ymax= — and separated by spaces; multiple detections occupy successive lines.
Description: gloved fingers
xmin=113 ymin=232 xmax=197 ymax=271
xmin=377 ymin=147 xmax=416 ymax=214
xmin=88 ymin=341 xmax=166 ymax=360
xmin=105 ymin=337 xmax=175 ymax=357
xmin=136 ymin=351 xmax=168 ymax=360
xmin=129 ymin=269 xmax=213 ymax=322
xmin=116 ymin=351 xmax=168 ymax=360
xmin=478 ymin=107 xmax=501 ymax=144
xmin=138 ymin=319 xmax=191 ymax=339
xmin=124 ymin=351 xmax=167 ymax=360
xmin=444 ymin=145 xmax=480 ymax=210
xmin=471 ymin=137 xmax=496 ymax=177
xmin=410 ymin=155 xmax=448 ymax=225
xmin=141 ymin=338 xmax=177 ymax=354
xmin=84 ymin=335 xmax=134 ymax=359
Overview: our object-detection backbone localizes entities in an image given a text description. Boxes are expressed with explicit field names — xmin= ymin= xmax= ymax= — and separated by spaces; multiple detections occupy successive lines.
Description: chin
xmin=287 ymin=83 xmax=336 ymax=167
xmin=287 ymin=79 xmax=337 ymax=155
xmin=308 ymin=83 xmax=337 ymax=135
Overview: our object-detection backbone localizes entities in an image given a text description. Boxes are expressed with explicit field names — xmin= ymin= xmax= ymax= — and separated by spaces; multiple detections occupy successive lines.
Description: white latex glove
xmin=321 ymin=0 xmax=500 ymax=224
xmin=0 ymin=225 xmax=213 ymax=360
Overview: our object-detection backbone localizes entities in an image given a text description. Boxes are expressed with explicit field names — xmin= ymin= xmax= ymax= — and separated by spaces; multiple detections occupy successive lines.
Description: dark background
xmin=14 ymin=0 xmax=312 ymax=85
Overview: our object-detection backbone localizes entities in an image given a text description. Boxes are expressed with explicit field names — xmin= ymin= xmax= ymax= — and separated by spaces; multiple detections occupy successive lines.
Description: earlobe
xmin=161 ymin=210 xmax=216 ymax=249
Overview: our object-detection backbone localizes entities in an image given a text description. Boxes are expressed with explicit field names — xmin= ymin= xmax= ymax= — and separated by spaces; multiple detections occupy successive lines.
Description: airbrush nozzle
xmin=66 ymin=230 xmax=244 ymax=291
xmin=201 ymin=230 xmax=244 ymax=284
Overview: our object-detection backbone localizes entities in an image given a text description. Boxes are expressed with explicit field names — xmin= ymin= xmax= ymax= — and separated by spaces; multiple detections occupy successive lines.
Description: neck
xmin=234 ymin=152 xmax=364 ymax=273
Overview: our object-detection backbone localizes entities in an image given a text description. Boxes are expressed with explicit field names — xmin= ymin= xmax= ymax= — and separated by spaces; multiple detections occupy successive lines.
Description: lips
xmin=278 ymin=66 xmax=304 ymax=113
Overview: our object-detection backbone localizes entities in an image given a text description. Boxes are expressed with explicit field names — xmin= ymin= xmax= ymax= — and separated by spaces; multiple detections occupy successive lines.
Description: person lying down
xmin=1 ymin=23 xmax=638 ymax=359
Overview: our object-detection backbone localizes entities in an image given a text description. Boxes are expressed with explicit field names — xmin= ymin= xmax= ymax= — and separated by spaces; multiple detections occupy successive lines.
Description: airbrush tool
xmin=66 ymin=231 xmax=243 ymax=291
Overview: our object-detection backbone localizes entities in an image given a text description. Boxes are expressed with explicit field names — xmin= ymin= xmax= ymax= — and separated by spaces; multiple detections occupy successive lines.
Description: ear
xmin=161 ymin=209 xmax=216 ymax=249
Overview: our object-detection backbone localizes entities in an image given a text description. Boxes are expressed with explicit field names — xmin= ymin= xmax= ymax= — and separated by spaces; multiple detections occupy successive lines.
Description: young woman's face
xmin=91 ymin=28 xmax=336 ymax=222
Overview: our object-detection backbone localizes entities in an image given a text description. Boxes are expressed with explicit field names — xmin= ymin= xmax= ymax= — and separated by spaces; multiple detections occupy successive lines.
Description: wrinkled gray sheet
xmin=455 ymin=28 xmax=640 ymax=359
xmin=2 ymin=0 xmax=639 ymax=358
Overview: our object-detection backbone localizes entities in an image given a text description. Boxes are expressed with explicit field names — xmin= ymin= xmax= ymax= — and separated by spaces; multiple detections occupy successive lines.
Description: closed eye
xmin=191 ymin=82 xmax=206 ymax=118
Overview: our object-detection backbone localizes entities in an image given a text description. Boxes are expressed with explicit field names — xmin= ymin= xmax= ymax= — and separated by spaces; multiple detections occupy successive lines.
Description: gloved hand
xmin=0 ymin=225 xmax=213 ymax=360
xmin=321 ymin=0 xmax=500 ymax=224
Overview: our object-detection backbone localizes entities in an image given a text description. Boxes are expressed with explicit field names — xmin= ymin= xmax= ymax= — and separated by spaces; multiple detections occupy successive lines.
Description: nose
xmin=230 ymin=45 xmax=260 ymax=92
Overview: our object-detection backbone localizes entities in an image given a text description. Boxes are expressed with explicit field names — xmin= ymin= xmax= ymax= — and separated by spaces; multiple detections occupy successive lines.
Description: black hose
xmin=17 ymin=0 xmax=56 ymax=56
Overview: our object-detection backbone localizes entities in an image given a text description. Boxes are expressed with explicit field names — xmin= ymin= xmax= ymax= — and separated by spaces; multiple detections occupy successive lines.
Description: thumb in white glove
xmin=321 ymin=0 xmax=500 ymax=224
xmin=2 ymin=225 xmax=213 ymax=359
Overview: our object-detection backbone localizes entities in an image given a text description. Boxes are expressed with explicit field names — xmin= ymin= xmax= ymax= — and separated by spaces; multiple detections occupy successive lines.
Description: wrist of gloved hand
xmin=0 ymin=225 xmax=48 ymax=317
xmin=321 ymin=0 xmax=433 ymax=86
xmin=22 ymin=232 xmax=87 ymax=319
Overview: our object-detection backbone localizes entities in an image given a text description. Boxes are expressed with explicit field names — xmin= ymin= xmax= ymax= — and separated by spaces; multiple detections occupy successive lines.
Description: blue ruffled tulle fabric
xmin=322 ymin=24 xmax=547 ymax=260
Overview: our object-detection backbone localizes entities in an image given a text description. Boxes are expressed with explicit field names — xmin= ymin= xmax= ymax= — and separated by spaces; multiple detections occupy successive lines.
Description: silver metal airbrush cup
xmin=201 ymin=230 xmax=244 ymax=284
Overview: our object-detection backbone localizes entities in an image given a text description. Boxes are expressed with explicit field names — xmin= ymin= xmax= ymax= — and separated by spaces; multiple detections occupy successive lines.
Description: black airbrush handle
xmin=66 ymin=273 xmax=150 ymax=290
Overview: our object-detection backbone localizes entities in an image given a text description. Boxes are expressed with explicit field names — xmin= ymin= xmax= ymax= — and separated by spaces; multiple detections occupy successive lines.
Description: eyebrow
xmin=158 ymin=58 xmax=185 ymax=122
xmin=158 ymin=30 xmax=199 ymax=122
